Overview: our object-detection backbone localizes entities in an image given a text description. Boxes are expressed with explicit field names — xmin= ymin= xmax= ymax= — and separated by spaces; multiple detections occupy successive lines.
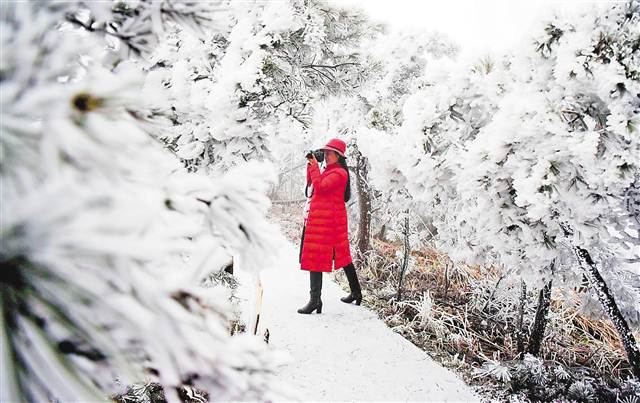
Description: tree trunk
xmin=396 ymin=210 xmax=410 ymax=302
xmin=528 ymin=278 xmax=553 ymax=357
xmin=516 ymin=279 xmax=527 ymax=357
xmin=353 ymin=144 xmax=372 ymax=264
xmin=375 ymin=223 xmax=387 ymax=241
xmin=223 ymin=258 xmax=234 ymax=275
xmin=572 ymin=244 xmax=640 ymax=378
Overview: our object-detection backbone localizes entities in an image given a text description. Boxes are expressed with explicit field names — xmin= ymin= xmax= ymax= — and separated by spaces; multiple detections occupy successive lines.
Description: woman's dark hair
xmin=338 ymin=155 xmax=351 ymax=202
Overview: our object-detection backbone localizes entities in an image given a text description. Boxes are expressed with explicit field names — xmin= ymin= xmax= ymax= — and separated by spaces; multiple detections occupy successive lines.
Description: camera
xmin=305 ymin=149 xmax=325 ymax=162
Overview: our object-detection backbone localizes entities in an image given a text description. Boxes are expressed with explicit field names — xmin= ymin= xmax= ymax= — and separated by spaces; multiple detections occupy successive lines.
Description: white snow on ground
xmin=237 ymin=242 xmax=480 ymax=402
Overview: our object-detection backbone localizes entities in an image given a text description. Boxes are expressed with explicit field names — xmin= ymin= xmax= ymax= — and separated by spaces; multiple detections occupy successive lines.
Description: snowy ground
xmin=237 ymin=241 xmax=480 ymax=402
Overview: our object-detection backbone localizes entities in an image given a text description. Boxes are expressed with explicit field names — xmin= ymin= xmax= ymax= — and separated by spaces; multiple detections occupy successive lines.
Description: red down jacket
xmin=300 ymin=160 xmax=352 ymax=272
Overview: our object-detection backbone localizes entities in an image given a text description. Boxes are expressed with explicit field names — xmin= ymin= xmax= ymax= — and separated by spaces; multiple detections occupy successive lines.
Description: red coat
xmin=300 ymin=161 xmax=352 ymax=272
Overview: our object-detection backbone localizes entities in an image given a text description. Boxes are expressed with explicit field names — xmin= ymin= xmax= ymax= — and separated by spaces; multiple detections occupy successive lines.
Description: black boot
xmin=298 ymin=272 xmax=323 ymax=314
xmin=340 ymin=263 xmax=362 ymax=305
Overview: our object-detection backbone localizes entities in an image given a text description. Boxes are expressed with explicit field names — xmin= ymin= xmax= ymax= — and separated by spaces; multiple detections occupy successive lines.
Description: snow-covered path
xmin=239 ymin=243 xmax=480 ymax=402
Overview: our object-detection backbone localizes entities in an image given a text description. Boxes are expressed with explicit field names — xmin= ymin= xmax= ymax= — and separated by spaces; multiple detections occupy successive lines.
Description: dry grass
xmin=349 ymin=238 xmax=639 ymax=383
xmin=268 ymin=207 xmax=639 ymax=398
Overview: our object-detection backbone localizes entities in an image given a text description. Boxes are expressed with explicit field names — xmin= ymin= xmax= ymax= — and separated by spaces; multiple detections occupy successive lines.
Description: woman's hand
xmin=307 ymin=153 xmax=317 ymax=165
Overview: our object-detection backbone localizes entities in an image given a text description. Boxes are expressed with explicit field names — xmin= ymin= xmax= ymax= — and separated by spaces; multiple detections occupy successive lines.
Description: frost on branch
xmin=138 ymin=0 xmax=375 ymax=173
xmin=64 ymin=0 xmax=230 ymax=60
xmin=1 ymin=2 xmax=289 ymax=401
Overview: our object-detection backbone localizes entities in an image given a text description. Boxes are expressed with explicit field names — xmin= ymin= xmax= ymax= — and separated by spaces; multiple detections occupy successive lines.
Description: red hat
xmin=320 ymin=138 xmax=346 ymax=157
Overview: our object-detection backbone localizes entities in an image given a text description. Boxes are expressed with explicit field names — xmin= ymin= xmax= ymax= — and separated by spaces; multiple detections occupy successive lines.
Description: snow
xmin=5 ymin=1 xmax=639 ymax=400
xmin=237 ymin=242 xmax=479 ymax=402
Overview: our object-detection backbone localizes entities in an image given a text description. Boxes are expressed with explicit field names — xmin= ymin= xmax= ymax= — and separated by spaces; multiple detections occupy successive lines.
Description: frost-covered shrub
xmin=476 ymin=354 xmax=639 ymax=402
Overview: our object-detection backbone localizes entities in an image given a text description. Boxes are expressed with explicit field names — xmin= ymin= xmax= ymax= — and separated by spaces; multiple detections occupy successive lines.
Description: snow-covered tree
xmin=1 ymin=2 xmax=290 ymax=400
xmin=379 ymin=1 xmax=640 ymax=376
xmin=391 ymin=52 xmax=511 ymax=256
xmin=309 ymin=29 xmax=459 ymax=244
xmin=138 ymin=0 xmax=375 ymax=174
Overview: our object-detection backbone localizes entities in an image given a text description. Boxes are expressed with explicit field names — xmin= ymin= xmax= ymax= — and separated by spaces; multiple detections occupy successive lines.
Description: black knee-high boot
xmin=298 ymin=271 xmax=323 ymax=314
xmin=340 ymin=263 xmax=362 ymax=305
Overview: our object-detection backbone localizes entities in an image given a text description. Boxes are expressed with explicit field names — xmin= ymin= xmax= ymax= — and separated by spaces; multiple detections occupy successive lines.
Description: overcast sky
xmin=327 ymin=0 xmax=614 ymax=58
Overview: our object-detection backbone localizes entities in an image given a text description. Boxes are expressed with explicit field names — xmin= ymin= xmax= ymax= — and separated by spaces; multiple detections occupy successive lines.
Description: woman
xmin=298 ymin=138 xmax=362 ymax=314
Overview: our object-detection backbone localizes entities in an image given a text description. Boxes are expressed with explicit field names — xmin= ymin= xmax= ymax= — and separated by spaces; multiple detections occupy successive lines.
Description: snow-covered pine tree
xmin=358 ymin=1 xmax=639 ymax=375
xmin=138 ymin=0 xmax=375 ymax=174
xmin=356 ymin=30 xmax=457 ymax=206
xmin=388 ymin=51 xmax=511 ymax=263
xmin=1 ymin=2 xmax=290 ymax=400
xmin=456 ymin=1 xmax=640 ymax=375
xmin=309 ymin=30 xmax=459 ymax=243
